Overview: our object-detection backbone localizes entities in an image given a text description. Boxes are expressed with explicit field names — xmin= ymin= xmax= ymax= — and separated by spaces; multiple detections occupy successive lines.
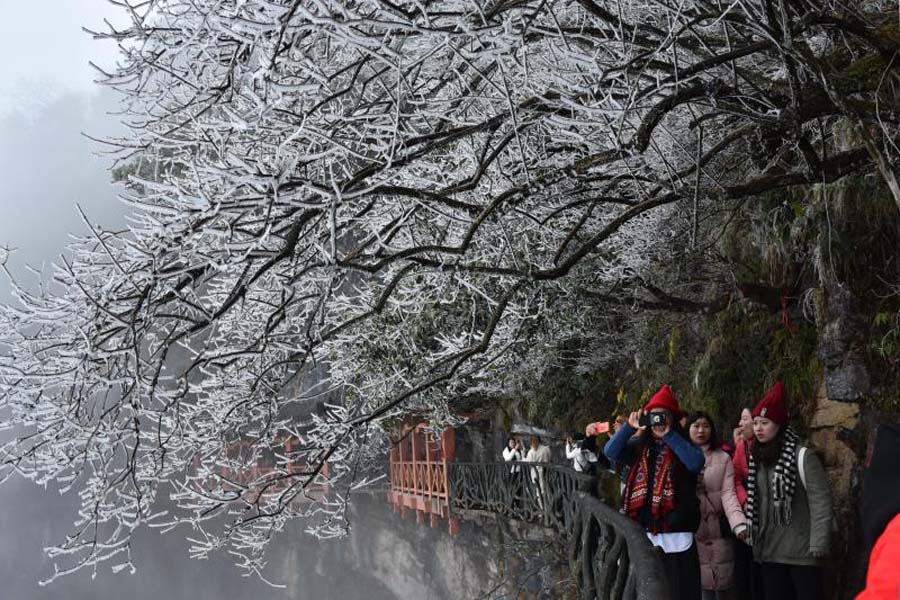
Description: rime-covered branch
xmin=2 ymin=0 xmax=900 ymax=582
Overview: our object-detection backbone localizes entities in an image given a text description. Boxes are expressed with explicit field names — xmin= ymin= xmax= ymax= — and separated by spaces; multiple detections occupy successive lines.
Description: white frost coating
xmin=0 ymin=0 xmax=890 ymax=585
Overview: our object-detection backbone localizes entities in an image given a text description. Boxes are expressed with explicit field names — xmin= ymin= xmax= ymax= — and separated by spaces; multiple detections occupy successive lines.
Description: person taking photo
xmin=604 ymin=385 xmax=705 ymax=600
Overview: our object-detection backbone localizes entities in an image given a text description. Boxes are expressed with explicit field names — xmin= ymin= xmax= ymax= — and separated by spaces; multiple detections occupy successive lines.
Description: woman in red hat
xmin=604 ymin=385 xmax=705 ymax=600
xmin=745 ymin=382 xmax=833 ymax=600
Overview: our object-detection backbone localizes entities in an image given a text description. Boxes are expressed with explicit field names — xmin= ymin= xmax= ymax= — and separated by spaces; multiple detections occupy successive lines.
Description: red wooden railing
xmin=387 ymin=419 xmax=458 ymax=533
xmin=192 ymin=434 xmax=332 ymax=506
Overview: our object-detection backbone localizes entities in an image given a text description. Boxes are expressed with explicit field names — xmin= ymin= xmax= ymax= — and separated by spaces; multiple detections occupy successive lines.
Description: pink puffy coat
xmin=696 ymin=447 xmax=747 ymax=591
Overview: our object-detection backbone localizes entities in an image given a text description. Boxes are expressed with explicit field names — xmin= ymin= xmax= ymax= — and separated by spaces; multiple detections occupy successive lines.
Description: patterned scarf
xmin=623 ymin=439 xmax=677 ymax=534
xmin=745 ymin=427 xmax=800 ymax=545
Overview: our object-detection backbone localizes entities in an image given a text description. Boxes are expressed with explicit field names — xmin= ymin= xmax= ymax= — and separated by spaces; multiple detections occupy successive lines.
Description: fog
xmin=0 ymin=64 xmax=493 ymax=600
xmin=0 ymin=6 xmax=502 ymax=596
xmin=0 ymin=91 xmax=125 ymax=300
xmin=0 ymin=0 xmax=122 ymax=118
xmin=0 ymin=87 xmax=305 ymax=599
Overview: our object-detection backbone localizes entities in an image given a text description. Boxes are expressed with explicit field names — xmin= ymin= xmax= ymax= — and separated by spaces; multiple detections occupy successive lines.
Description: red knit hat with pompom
xmin=752 ymin=381 xmax=789 ymax=426
xmin=643 ymin=385 xmax=683 ymax=418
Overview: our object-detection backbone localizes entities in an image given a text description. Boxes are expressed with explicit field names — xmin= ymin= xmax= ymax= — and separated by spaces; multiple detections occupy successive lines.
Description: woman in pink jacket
xmin=730 ymin=408 xmax=759 ymax=600
xmin=688 ymin=412 xmax=749 ymax=600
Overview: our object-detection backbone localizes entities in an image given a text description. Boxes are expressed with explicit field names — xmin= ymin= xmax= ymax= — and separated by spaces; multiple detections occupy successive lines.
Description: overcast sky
xmin=0 ymin=1 xmax=128 ymax=297
xmin=0 ymin=0 xmax=123 ymax=117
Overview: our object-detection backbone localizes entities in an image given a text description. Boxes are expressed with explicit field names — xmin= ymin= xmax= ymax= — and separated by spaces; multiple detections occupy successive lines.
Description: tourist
xmin=603 ymin=415 xmax=629 ymax=479
xmin=524 ymin=435 xmax=552 ymax=509
xmin=732 ymin=408 xmax=753 ymax=507
xmin=524 ymin=435 xmax=551 ymax=464
xmin=585 ymin=435 xmax=610 ymax=470
xmin=502 ymin=436 xmax=525 ymax=511
xmin=856 ymin=514 xmax=900 ymax=600
xmin=585 ymin=420 xmax=616 ymax=471
xmin=856 ymin=423 xmax=900 ymax=600
xmin=566 ymin=433 xmax=598 ymax=474
xmin=688 ymin=411 xmax=748 ymax=600
xmin=503 ymin=436 xmax=524 ymax=472
xmin=604 ymin=385 xmax=705 ymax=600
xmin=730 ymin=407 xmax=759 ymax=600
xmin=745 ymin=382 xmax=833 ymax=600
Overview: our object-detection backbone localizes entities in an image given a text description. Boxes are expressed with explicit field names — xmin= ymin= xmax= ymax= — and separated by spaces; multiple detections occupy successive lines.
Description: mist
xmin=0 ymin=86 xmax=498 ymax=600
xmin=0 ymin=89 xmax=124 ymax=300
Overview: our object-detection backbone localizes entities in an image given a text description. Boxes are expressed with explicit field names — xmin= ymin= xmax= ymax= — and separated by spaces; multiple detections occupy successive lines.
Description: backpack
xmin=796 ymin=446 xmax=837 ymax=531
xmin=797 ymin=446 xmax=810 ymax=488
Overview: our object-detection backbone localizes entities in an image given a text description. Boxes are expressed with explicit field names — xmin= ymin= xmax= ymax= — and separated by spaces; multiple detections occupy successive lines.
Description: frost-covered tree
xmin=2 ymin=0 xmax=899 ymax=581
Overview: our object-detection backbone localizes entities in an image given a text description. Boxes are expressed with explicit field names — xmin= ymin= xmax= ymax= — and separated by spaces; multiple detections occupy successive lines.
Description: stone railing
xmin=568 ymin=492 xmax=671 ymax=600
xmin=447 ymin=462 xmax=670 ymax=600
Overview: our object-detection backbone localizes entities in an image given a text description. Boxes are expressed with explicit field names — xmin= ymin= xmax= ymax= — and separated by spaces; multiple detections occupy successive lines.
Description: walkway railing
xmin=387 ymin=419 xmax=456 ymax=530
xmin=390 ymin=460 xmax=448 ymax=502
xmin=447 ymin=462 xmax=670 ymax=600
xmin=447 ymin=462 xmax=592 ymax=528
xmin=568 ymin=492 xmax=672 ymax=600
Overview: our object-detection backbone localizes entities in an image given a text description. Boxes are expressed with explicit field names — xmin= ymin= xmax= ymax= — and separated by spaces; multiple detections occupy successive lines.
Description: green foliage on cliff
xmin=516 ymin=302 xmax=822 ymax=435
xmin=512 ymin=172 xmax=900 ymax=434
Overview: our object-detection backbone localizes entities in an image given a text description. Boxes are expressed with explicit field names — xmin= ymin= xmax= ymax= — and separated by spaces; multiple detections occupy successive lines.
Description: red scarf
xmin=623 ymin=440 xmax=678 ymax=533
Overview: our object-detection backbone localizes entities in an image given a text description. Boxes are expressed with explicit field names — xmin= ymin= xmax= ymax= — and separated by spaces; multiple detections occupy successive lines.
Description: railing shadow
xmin=447 ymin=462 xmax=671 ymax=600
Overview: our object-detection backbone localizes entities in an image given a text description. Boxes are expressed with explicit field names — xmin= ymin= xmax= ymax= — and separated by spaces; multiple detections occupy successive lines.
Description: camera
xmin=639 ymin=412 xmax=669 ymax=428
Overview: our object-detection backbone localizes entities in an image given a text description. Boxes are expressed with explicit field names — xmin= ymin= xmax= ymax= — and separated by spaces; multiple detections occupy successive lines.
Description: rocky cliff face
xmin=278 ymin=494 xmax=503 ymax=599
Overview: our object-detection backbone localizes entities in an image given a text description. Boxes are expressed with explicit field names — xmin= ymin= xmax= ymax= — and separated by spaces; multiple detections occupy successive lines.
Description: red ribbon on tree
xmin=781 ymin=287 xmax=798 ymax=334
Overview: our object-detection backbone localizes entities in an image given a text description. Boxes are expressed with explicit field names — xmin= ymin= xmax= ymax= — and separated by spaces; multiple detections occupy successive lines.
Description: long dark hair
xmin=686 ymin=411 xmax=720 ymax=449
xmin=751 ymin=426 xmax=786 ymax=466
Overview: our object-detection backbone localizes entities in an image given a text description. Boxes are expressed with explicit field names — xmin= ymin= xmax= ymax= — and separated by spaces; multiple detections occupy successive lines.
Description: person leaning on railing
xmin=604 ymin=385 xmax=705 ymax=600
xmin=502 ymin=436 xmax=526 ymax=512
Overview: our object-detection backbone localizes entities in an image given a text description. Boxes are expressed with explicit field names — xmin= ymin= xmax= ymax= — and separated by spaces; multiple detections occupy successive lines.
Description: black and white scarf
xmin=745 ymin=427 xmax=800 ymax=545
